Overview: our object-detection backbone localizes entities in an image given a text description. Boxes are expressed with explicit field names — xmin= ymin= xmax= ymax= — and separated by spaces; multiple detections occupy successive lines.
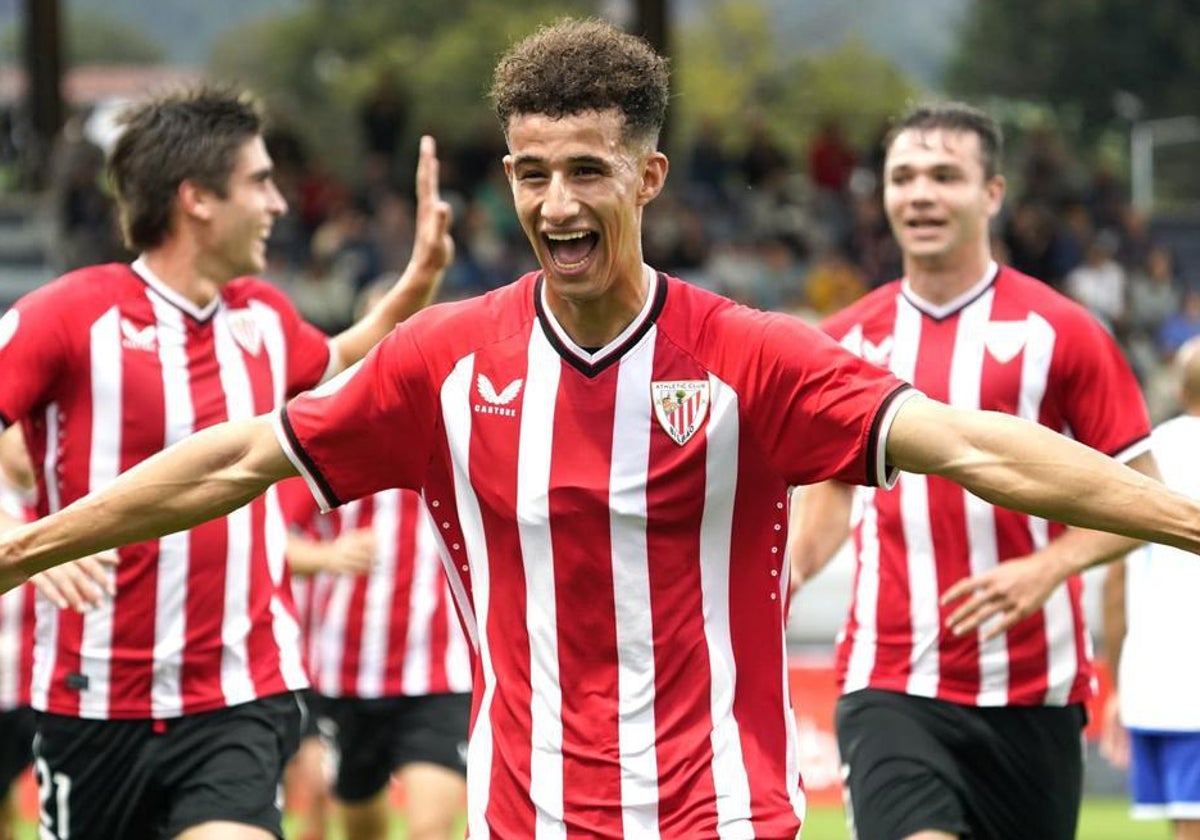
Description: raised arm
xmin=329 ymin=135 xmax=454 ymax=373
xmin=886 ymin=396 xmax=1200 ymax=551
xmin=0 ymin=416 xmax=295 ymax=592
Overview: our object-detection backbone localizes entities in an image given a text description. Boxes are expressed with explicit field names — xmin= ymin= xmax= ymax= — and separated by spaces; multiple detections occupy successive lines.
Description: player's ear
xmin=178 ymin=179 xmax=216 ymax=222
xmin=984 ymin=174 xmax=1006 ymax=219
xmin=637 ymin=151 xmax=668 ymax=206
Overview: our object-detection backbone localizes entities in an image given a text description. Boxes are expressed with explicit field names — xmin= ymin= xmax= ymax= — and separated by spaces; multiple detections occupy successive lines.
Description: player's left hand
xmin=409 ymin=135 xmax=455 ymax=281
xmin=30 ymin=552 xmax=118 ymax=612
xmin=941 ymin=552 xmax=1065 ymax=640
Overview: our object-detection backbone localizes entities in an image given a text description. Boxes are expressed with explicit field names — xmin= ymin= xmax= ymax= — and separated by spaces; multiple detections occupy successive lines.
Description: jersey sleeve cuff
xmin=317 ymin=340 xmax=341 ymax=386
xmin=272 ymin=408 xmax=340 ymax=513
xmin=1113 ymin=433 xmax=1152 ymax=465
xmin=869 ymin=385 xmax=921 ymax=489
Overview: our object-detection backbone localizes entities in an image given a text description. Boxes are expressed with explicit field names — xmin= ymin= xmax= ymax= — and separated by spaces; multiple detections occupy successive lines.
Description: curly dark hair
xmin=489 ymin=18 xmax=670 ymax=147
xmin=886 ymin=101 xmax=1004 ymax=179
xmin=108 ymin=84 xmax=265 ymax=251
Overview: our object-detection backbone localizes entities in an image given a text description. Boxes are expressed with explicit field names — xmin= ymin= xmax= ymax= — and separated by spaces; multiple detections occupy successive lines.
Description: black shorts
xmin=297 ymin=689 xmax=329 ymax=740
xmin=0 ymin=706 xmax=34 ymax=794
xmin=33 ymin=692 xmax=304 ymax=840
xmin=835 ymin=688 xmax=1085 ymax=840
xmin=325 ymin=693 xmax=470 ymax=802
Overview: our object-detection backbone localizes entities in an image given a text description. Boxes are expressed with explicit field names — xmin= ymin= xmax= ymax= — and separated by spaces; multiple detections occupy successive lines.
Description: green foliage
xmin=0 ymin=9 xmax=166 ymax=65
xmin=207 ymin=0 xmax=593 ymax=175
xmin=672 ymin=0 xmax=920 ymax=157
xmin=947 ymin=0 xmax=1200 ymax=144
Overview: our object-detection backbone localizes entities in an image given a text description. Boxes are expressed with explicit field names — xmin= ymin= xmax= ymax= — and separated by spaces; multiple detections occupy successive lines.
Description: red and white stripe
xmin=281 ymin=272 xmax=908 ymax=838
xmin=312 ymin=489 xmax=470 ymax=698
xmin=827 ymin=265 xmax=1150 ymax=707
xmin=0 ymin=476 xmax=34 ymax=711
xmin=0 ymin=262 xmax=329 ymax=719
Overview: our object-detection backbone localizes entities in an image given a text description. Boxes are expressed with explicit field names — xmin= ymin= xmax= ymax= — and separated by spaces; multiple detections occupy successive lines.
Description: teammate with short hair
xmin=0 ymin=84 xmax=450 ymax=840
xmin=1102 ymin=337 xmax=1200 ymax=840
xmin=2 ymin=22 xmax=1200 ymax=840
xmin=788 ymin=101 xmax=1155 ymax=840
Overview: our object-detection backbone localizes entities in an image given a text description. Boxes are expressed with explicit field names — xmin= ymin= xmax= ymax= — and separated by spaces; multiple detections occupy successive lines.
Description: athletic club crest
xmin=651 ymin=380 xmax=710 ymax=446
xmin=227 ymin=310 xmax=263 ymax=356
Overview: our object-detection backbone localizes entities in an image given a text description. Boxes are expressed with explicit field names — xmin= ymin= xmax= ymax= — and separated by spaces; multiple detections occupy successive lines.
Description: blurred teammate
xmin=0 ymin=84 xmax=450 ymax=840
xmin=286 ymin=477 xmax=470 ymax=840
xmin=1102 ymin=337 xmax=1200 ymax=840
xmin=4 ymin=22 xmax=1200 ymax=840
xmin=788 ymin=102 xmax=1155 ymax=840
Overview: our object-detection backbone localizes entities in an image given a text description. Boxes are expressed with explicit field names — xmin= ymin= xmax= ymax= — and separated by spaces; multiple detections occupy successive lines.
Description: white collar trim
xmin=539 ymin=264 xmax=658 ymax=363
xmin=901 ymin=261 xmax=999 ymax=319
xmin=130 ymin=255 xmax=222 ymax=321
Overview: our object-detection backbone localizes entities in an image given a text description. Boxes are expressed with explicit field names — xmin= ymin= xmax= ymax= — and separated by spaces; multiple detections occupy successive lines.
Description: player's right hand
xmin=328 ymin=528 xmax=377 ymax=576
xmin=30 ymin=552 xmax=119 ymax=612
xmin=1098 ymin=695 xmax=1129 ymax=770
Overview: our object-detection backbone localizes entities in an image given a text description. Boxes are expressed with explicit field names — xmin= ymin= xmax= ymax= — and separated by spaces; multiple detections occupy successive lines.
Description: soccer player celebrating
xmin=0 ymin=85 xmax=451 ymax=840
xmin=1 ymin=21 xmax=1199 ymax=840
xmin=788 ymin=102 xmax=1156 ymax=840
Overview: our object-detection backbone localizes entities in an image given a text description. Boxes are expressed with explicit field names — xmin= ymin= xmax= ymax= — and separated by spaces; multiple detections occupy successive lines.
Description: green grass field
xmin=12 ymin=797 xmax=1163 ymax=839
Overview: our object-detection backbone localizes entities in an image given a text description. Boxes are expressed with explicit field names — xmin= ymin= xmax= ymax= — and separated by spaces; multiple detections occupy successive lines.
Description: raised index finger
xmin=416 ymin=134 xmax=441 ymax=206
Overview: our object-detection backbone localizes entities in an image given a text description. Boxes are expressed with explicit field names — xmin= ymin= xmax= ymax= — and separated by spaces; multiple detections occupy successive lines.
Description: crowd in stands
xmin=43 ymin=92 xmax=1200 ymax=421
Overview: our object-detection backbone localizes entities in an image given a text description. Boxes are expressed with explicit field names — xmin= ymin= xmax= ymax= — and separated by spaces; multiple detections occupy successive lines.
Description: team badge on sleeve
xmin=0 ymin=309 xmax=18 ymax=351
xmin=651 ymin=380 xmax=710 ymax=445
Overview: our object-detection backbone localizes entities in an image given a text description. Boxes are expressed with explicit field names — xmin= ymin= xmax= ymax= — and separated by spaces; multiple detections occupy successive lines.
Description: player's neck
xmin=544 ymin=265 xmax=651 ymax=350
xmin=139 ymin=242 xmax=226 ymax=309
xmin=903 ymin=250 xmax=995 ymax=307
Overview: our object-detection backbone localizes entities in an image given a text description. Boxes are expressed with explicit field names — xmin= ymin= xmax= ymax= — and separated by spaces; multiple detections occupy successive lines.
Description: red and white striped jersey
xmin=278 ymin=270 xmax=912 ymax=839
xmin=0 ymin=259 xmax=334 ymax=719
xmin=822 ymin=263 xmax=1150 ymax=707
xmin=285 ymin=485 xmax=472 ymax=698
xmin=0 ymin=472 xmax=35 ymax=711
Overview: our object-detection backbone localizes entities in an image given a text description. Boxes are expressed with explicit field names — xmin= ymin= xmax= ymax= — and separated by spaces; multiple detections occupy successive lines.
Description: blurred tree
xmin=673 ymin=1 xmax=919 ymax=158
xmin=0 ymin=9 xmax=166 ymax=65
xmin=947 ymin=0 xmax=1200 ymax=142
xmin=208 ymin=0 xmax=592 ymax=176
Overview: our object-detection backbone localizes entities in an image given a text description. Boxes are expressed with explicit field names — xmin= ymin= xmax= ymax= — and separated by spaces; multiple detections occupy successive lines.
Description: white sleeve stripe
xmin=874 ymin=388 xmax=923 ymax=490
xmin=1114 ymin=434 xmax=1152 ymax=465
xmin=271 ymin=410 xmax=337 ymax=513
xmin=318 ymin=340 xmax=341 ymax=386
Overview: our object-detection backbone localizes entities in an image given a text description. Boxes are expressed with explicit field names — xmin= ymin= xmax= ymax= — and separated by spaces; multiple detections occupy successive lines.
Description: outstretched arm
xmin=940 ymin=451 xmax=1155 ymax=639
xmin=329 ymin=135 xmax=454 ymax=373
xmin=0 ymin=416 xmax=295 ymax=592
xmin=887 ymin=397 xmax=1200 ymax=550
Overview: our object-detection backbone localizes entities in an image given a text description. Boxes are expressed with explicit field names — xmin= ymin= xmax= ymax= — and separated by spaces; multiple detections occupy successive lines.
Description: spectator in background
xmin=1102 ymin=337 xmax=1200 ymax=840
xmin=803 ymin=244 xmax=867 ymax=316
xmin=807 ymin=118 xmax=857 ymax=195
xmin=48 ymin=112 xmax=125 ymax=272
xmin=740 ymin=114 xmax=790 ymax=190
xmin=1003 ymin=200 xmax=1067 ymax=287
xmin=807 ymin=118 xmax=859 ymax=245
xmin=1157 ymin=288 xmax=1200 ymax=359
xmin=685 ymin=116 xmax=732 ymax=206
xmin=1125 ymin=244 xmax=1182 ymax=382
xmin=359 ymin=70 xmax=411 ymax=180
xmin=1065 ymin=229 xmax=1126 ymax=332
